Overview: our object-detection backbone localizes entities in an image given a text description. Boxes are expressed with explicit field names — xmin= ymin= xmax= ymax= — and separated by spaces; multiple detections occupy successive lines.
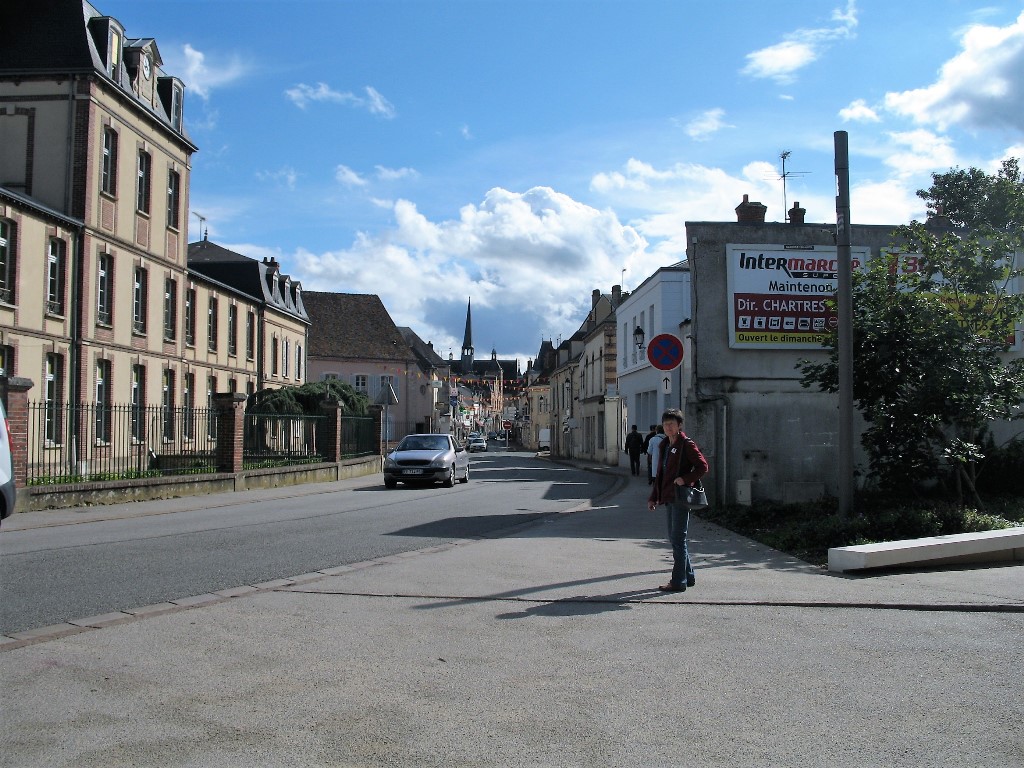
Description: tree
xmin=917 ymin=158 xmax=1024 ymax=231
xmin=249 ymin=379 xmax=370 ymax=416
xmin=799 ymin=223 xmax=1024 ymax=506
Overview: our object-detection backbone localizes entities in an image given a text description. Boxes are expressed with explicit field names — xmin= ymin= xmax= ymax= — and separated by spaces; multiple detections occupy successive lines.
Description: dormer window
xmin=170 ymin=82 xmax=183 ymax=131
xmin=157 ymin=77 xmax=185 ymax=133
xmin=109 ymin=29 xmax=121 ymax=77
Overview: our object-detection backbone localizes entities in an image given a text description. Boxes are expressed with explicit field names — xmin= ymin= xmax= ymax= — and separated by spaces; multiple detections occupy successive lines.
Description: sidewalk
xmin=2 ymin=459 xmax=1022 ymax=767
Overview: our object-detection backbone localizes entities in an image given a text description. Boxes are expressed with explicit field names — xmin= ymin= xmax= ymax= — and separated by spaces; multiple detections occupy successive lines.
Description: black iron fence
xmin=25 ymin=401 xmax=218 ymax=485
xmin=243 ymin=412 xmax=324 ymax=469
xmin=24 ymin=401 xmax=380 ymax=486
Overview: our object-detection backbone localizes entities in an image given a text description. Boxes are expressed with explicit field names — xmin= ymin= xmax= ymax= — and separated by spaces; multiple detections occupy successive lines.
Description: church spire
xmin=461 ymin=297 xmax=475 ymax=370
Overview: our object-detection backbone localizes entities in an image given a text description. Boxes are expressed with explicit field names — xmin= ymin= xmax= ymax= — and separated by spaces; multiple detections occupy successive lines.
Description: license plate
xmin=404 ymin=469 xmax=424 ymax=475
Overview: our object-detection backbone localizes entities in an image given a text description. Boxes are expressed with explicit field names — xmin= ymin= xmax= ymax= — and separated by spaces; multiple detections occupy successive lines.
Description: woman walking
xmin=647 ymin=409 xmax=708 ymax=592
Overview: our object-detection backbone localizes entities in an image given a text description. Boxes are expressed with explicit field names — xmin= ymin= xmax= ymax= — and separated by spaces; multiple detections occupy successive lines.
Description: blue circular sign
xmin=647 ymin=333 xmax=684 ymax=371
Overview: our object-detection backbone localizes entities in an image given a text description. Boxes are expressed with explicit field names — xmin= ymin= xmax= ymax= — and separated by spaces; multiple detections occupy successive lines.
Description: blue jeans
xmin=666 ymin=502 xmax=695 ymax=587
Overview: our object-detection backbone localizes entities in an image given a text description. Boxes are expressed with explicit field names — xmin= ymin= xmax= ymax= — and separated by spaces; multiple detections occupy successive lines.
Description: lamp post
xmin=633 ymin=325 xmax=645 ymax=350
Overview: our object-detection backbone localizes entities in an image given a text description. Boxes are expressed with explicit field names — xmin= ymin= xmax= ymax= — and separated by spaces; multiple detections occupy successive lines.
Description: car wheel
xmin=384 ymin=478 xmax=397 ymax=489
xmin=443 ymin=464 xmax=456 ymax=488
xmin=460 ymin=463 xmax=470 ymax=484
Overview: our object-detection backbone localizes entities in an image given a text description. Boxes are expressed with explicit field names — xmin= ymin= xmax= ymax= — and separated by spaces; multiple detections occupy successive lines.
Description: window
xmin=101 ymin=127 xmax=118 ymax=196
xmin=163 ymin=278 xmax=177 ymax=341
xmin=227 ymin=304 xmax=237 ymax=356
xmin=44 ymin=353 xmax=64 ymax=444
xmin=95 ymin=359 xmax=112 ymax=443
xmin=271 ymin=336 xmax=279 ymax=376
xmin=283 ymin=338 xmax=290 ymax=378
xmin=354 ymin=374 xmax=368 ymax=394
xmin=245 ymin=311 xmax=255 ymax=359
xmin=130 ymin=364 xmax=145 ymax=442
xmin=96 ymin=252 xmax=112 ymax=324
xmin=182 ymin=372 xmax=195 ymax=440
xmin=170 ymin=82 xmax=184 ymax=132
xmin=184 ymin=287 xmax=196 ymax=346
xmin=207 ymin=296 xmax=218 ymax=351
xmin=0 ymin=219 xmax=14 ymax=304
xmin=0 ymin=345 xmax=12 ymax=377
xmin=132 ymin=267 xmax=148 ymax=334
xmin=108 ymin=28 xmax=121 ymax=78
xmin=166 ymin=170 xmax=180 ymax=229
xmin=46 ymin=238 xmax=66 ymax=315
xmin=136 ymin=150 xmax=151 ymax=213
xmin=162 ymin=369 xmax=175 ymax=441
xmin=295 ymin=344 xmax=303 ymax=381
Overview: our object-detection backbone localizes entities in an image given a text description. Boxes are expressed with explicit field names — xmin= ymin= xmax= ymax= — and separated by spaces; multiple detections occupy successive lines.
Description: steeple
xmin=460 ymin=297 xmax=475 ymax=371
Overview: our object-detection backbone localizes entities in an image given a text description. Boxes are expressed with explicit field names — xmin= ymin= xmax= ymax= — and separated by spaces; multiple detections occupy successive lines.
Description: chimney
xmin=592 ymin=288 xmax=600 ymax=309
xmin=925 ymin=204 xmax=954 ymax=232
xmin=612 ymin=284 xmax=621 ymax=306
xmin=788 ymin=201 xmax=806 ymax=225
xmin=735 ymin=194 xmax=767 ymax=223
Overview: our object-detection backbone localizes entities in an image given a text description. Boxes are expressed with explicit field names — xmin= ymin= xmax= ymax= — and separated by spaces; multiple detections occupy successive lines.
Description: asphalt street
xmin=1 ymin=456 xmax=1022 ymax=767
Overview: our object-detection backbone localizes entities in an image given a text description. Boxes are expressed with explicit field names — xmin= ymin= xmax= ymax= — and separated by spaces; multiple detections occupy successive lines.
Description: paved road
xmin=0 ymin=451 xmax=614 ymax=635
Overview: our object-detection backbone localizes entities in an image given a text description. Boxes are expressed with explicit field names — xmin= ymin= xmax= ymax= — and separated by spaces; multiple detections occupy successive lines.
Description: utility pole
xmin=834 ymin=131 xmax=854 ymax=517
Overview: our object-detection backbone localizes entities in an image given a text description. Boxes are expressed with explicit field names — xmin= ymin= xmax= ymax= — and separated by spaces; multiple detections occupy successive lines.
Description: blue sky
xmin=101 ymin=0 xmax=1024 ymax=368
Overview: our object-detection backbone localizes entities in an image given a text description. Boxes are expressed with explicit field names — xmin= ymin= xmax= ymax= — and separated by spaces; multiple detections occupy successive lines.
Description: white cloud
xmin=176 ymin=44 xmax=249 ymax=100
xmin=285 ymin=83 xmax=397 ymax=118
xmin=884 ymin=11 xmax=1024 ymax=131
xmin=839 ymin=98 xmax=881 ymax=122
xmin=255 ymin=167 xmax=299 ymax=190
xmin=883 ymin=130 xmax=958 ymax=177
xmin=682 ymin=108 xmax=733 ymax=141
xmin=293 ymin=187 xmax=647 ymax=348
xmin=742 ymin=0 xmax=858 ymax=82
xmin=375 ymin=166 xmax=419 ymax=181
xmin=335 ymin=165 xmax=367 ymax=187
xmin=461 ymin=124 xmax=473 ymax=140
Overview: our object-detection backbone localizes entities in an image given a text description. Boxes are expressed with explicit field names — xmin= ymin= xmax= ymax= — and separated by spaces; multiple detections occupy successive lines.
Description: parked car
xmin=467 ymin=437 xmax=488 ymax=453
xmin=0 ymin=399 xmax=16 ymax=524
xmin=383 ymin=433 xmax=470 ymax=488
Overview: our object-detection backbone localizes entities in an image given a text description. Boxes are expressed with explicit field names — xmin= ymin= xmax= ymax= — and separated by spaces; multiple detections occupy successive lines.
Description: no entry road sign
xmin=647 ymin=333 xmax=684 ymax=371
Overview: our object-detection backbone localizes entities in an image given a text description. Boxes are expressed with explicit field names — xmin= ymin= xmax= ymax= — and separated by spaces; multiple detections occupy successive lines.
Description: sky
xmin=100 ymin=0 xmax=1024 ymax=369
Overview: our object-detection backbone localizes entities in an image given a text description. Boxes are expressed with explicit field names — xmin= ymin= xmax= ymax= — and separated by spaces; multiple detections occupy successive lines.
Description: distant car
xmin=383 ymin=433 xmax=470 ymax=488
xmin=487 ymin=431 xmax=499 ymax=440
xmin=467 ymin=437 xmax=488 ymax=453
xmin=0 ymin=399 xmax=15 ymax=525
xmin=468 ymin=432 xmax=481 ymax=439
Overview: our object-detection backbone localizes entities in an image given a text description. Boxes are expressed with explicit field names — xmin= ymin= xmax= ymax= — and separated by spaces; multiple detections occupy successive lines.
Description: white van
xmin=0 ymin=398 xmax=16 ymax=524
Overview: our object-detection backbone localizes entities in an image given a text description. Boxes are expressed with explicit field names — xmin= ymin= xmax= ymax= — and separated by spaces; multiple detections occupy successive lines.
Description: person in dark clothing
xmin=647 ymin=409 xmax=708 ymax=592
xmin=641 ymin=425 xmax=658 ymax=484
xmin=624 ymin=424 xmax=644 ymax=476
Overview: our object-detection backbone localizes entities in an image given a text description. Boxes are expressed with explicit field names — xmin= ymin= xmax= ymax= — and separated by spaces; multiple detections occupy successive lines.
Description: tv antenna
xmin=774 ymin=151 xmax=809 ymax=221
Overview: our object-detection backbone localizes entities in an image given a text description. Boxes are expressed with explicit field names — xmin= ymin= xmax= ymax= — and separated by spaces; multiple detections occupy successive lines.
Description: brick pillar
xmin=735 ymin=193 xmax=767 ymax=223
xmin=214 ymin=392 xmax=247 ymax=473
xmin=321 ymin=399 xmax=343 ymax=462
xmin=3 ymin=377 xmax=34 ymax=490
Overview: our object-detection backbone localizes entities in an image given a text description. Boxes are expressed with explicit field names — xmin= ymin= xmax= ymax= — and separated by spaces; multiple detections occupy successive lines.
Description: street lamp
xmin=633 ymin=325 xmax=646 ymax=350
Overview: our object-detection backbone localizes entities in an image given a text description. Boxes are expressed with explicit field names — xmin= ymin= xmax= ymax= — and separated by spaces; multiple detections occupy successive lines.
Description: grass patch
xmin=699 ymin=493 xmax=1024 ymax=566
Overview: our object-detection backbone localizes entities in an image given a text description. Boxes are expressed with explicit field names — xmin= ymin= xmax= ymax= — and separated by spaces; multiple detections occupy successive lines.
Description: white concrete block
xmin=828 ymin=527 xmax=1024 ymax=572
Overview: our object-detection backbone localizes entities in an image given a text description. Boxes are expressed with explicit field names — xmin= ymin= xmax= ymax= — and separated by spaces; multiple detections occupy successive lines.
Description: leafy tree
xmin=249 ymin=379 xmax=370 ymax=416
xmin=917 ymin=158 xmax=1024 ymax=230
xmin=799 ymin=223 xmax=1024 ymax=507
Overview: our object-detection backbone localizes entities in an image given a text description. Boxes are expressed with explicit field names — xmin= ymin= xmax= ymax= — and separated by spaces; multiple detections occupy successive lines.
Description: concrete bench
xmin=828 ymin=527 xmax=1024 ymax=573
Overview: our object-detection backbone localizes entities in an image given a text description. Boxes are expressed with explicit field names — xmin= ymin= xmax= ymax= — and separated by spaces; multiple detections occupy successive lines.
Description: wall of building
xmin=686 ymin=220 xmax=902 ymax=505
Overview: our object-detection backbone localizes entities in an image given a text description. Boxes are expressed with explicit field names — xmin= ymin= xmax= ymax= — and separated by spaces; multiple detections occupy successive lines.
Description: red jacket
xmin=648 ymin=433 xmax=708 ymax=506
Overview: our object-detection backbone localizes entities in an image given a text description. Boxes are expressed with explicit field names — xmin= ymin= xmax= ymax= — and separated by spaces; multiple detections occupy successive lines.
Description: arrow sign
xmin=662 ymin=376 xmax=672 ymax=394
xmin=647 ymin=333 xmax=684 ymax=371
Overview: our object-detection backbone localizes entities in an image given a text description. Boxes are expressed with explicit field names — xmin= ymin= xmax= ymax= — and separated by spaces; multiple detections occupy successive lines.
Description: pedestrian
xmin=624 ymin=424 xmax=644 ymax=476
xmin=641 ymin=424 xmax=657 ymax=483
xmin=647 ymin=409 xmax=708 ymax=592
xmin=644 ymin=426 xmax=664 ymax=486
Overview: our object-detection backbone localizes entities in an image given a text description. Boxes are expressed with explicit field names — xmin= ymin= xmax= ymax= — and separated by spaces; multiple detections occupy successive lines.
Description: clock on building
xmin=141 ymin=54 xmax=151 ymax=80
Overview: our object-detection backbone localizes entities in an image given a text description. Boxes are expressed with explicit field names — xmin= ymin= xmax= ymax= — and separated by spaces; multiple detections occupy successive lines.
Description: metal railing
xmin=26 ymin=401 xmax=217 ymax=485
xmin=243 ymin=412 xmax=324 ymax=468
xmin=340 ymin=416 xmax=376 ymax=458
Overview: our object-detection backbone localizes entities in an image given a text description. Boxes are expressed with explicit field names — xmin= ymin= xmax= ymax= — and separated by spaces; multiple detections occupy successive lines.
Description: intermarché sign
xmin=726 ymin=243 xmax=870 ymax=350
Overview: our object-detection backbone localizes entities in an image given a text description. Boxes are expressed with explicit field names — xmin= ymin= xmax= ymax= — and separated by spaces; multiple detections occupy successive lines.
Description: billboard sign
xmin=726 ymin=244 xmax=870 ymax=349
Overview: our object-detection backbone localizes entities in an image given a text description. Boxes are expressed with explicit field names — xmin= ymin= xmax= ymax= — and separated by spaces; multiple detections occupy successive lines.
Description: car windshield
xmin=398 ymin=436 xmax=449 ymax=452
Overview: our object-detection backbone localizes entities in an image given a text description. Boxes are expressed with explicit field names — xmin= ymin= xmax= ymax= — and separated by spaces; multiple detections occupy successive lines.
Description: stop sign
xmin=502 ymin=420 xmax=512 ymax=430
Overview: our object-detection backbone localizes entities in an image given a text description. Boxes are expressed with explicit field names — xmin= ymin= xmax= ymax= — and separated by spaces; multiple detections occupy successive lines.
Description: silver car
xmin=0 ymin=399 xmax=16 ymax=524
xmin=383 ymin=433 xmax=470 ymax=488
